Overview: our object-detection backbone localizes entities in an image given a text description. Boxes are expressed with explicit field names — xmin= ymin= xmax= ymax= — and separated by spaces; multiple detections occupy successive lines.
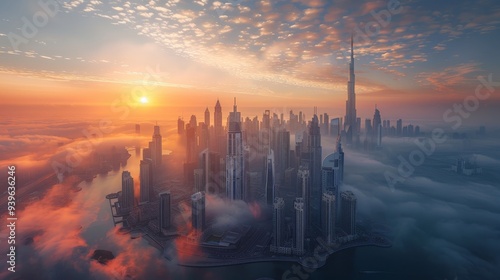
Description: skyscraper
xmin=214 ymin=99 xmax=224 ymax=156
xmin=275 ymin=129 xmax=290 ymax=185
xmin=177 ymin=117 xmax=185 ymax=135
xmin=372 ymin=107 xmax=382 ymax=147
xmin=322 ymin=136 xmax=344 ymax=223
xmin=294 ymin=197 xmax=305 ymax=255
xmin=297 ymin=165 xmax=310 ymax=235
xmin=265 ymin=150 xmax=276 ymax=205
xmin=321 ymin=191 xmax=336 ymax=245
xmin=308 ymin=115 xmax=322 ymax=229
xmin=151 ymin=125 xmax=162 ymax=168
xmin=204 ymin=107 xmax=210 ymax=127
xmin=340 ymin=191 xmax=357 ymax=236
xmin=396 ymin=119 xmax=402 ymax=136
xmin=344 ymin=35 xmax=357 ymax=144
xmin=199 ymin=149 xmax=222 ymax=195
xmin=186 ymin=124 xmax=197 ymax=164
xmin=121 ymin=171 xmax=134 ymax=213
xmin=191 ymin=191 xmax=206 ymax=233
xmin=139 ymin=159 xmax=153 ymax=205
xmin=159 ymin=191 xmax=171 ymax=230
xmin=272 ymin=197 xmax=285 ymax=248
xmin=226 ymin=98 xmax=245 ymax=201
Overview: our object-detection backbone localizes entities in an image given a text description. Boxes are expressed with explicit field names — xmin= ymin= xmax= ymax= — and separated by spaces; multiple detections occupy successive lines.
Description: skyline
xmin=1 ymin=1 xmax=500 ymax=279
xmin=0 ymin=0 xmax=500 ymax=120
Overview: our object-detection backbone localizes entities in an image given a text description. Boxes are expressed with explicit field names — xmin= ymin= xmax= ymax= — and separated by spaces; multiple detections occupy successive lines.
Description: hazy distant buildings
xmin=139 ymin=158 xmax=153 ymax=205
xmin=226 ymin=98 xmax=246 ymax=201
xmin=191 ymin=191 xmax=206 ymax=233
xmin=159 ymin=191 xmax=171 ymax=230
xmin=372 ymin=107 xmax=382 ymax=148
xmin=330 ymin=118 xmax=340 ymax=137
xmin=396 ymin=119 xmax=402 ymax=136
xmin=178 ymin=117 xmax=185 ymax=135
xmin=340 ymin=191 xmax=357 ymax=236
xmin=121 ymin=171 xmax=134 ymax=213
xmin=204 ymin=107 xmax=210 ymax=128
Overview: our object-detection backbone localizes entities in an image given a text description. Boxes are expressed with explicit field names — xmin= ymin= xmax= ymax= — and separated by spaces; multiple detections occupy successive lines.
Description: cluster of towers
xmin=119 ymin=125 xmax=172 ymax=234
xmin=115 ymin=35 xmax=377 ymax=252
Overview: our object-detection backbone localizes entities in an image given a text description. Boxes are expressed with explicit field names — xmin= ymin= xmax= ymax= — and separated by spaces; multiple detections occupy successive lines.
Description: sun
xmin=140 ymin=96 xmax=149 ymax=104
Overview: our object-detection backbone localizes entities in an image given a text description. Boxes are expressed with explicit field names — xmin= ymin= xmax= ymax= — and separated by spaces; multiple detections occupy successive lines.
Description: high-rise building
xmin=340 ymin=191 xmax=357 ymax=236
xmin=198 ymin=122 xmax=209 ymax=151
xmin=275 ymin=129 xmax=290 ymax=185
xmin=191 ymin=191 xmax=206 ymax=233
xmin=121 ymin=171 xmax=134 ymax=213
xmin=330 ymin=118 xmax=340 ymax=137
xmin=226 ymin=98 xmax=246 ymax=201
xmin=308 ymin=115 xmax=322 ymax=229
xmin=294 ymin=197 xmax=305 ymax=255
xmin=297 ymin=165 xmax=310 ymax=235
xmin=186 ymin=124 xmax=197 ymax=164
xmin=396 ymin=119 xmax=402 ymax=136
xmin=344 ymin=35 xmax=357 ymax=144
xmin=205 ymin=107 xmax=210 ymax=127
xmin=139 ymin=159 xmax=153 ymax=205
xmin=321 ymin=191 xmax=336 ymax=244
xmin=321 ymin=141 xmax=344 ymax=192
xmin=194 ymin=168 xmax=204 ymax=193
xmin=199 ymin=149 xmax=222 ymax=195
xmin=372 ymin=107 xmax=382 ymax=147
xmin=265 ymin=150 xmax=276 ymax=205
xmin=177 ymin=117 xmax=185 ymax=135
xmin=135 ymin=124 xmax=140 ymax=134
xmin=159 ymin=191 xmax=171 ymax=230
xmin=214 ymin=99 xmax=224 ymax=156
xmin=272 ymin=197 xmax=285 ymax=248
xmin=151 ymin=125 xmax=162 ymax=168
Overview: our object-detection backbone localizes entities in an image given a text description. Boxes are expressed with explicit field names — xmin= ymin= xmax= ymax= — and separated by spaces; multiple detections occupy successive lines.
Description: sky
xmin=0 ymin=0 xmax=500 ymax=121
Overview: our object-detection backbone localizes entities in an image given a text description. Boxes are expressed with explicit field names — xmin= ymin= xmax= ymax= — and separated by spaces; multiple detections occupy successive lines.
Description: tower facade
xmin=204 ymin=107 xmax=210 ymax=127
xmin=321 ymin=191 xmax=336 ymax=244
xmin=308 ymin=115 xmax=322 ymax=229
xmin=294 ymin=197 xmax=305 ymax=255
xmin=340 ymin=191 xmax=357 ymax=236
xmin=272 ymin=197 xmax=285 ymax=248
xmin=121 ymin=171 xmax=134 ymax=213
xmin=159 ymin=191 xmax=171 ymax=230
xmin=191 ymin=191 xmax=206 ymax=233
xmin=372 ymin=107 xmax=382 ymax=147
xmin=226 ymin=98 xmax=245 ymax=201
xmin=139 ymin=159 xmax=153 ymax=205
xmin=151 ymin=125 xmax=162 ymax=168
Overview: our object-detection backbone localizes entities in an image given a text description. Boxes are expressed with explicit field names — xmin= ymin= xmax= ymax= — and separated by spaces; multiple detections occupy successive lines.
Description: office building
xmin=121 ymin=171 xmax=134 ymax=213
xmin=159 ymin=191 xmax=171 ymax=230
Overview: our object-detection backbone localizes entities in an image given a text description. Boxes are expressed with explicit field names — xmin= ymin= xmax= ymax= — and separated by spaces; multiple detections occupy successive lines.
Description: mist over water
xmin=0 ymin=113 xmax=499 ymax=280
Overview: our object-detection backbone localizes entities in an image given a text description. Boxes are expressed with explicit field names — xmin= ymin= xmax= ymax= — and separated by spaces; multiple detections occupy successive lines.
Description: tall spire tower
xmin=344 ymin=34 xmax=357 ymax=144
